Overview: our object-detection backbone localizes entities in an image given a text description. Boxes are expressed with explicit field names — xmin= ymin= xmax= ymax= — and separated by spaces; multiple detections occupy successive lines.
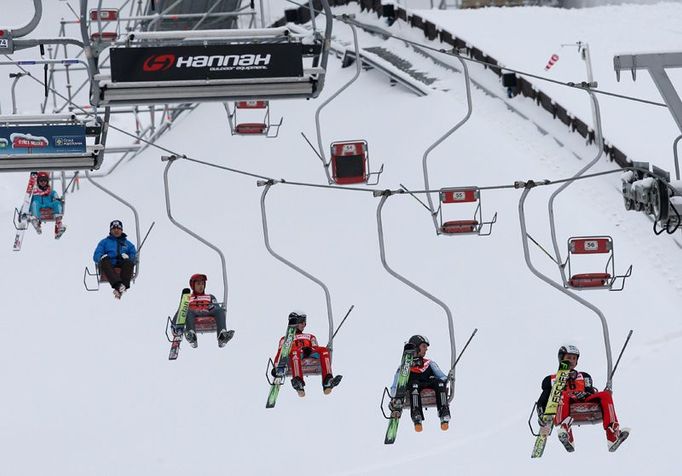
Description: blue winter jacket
xmin=93 ymin=232 xmax=137 ymax=266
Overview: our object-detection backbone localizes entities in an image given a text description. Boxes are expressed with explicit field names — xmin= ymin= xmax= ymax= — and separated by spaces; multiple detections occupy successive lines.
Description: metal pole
xmin=422 ymin=56 xmax=473 ymax=233
xmin=547 ymin=44 xmax=604 ymax=283
xmin=85 ymin=170 xmax=142 ymax=280
xmin=674 ymin=134 xmax=681 ymax=181
xmin=259 ymin=182 xmax=335 ymax=349
xmin=376 ymin=192 xmax=457 ymax=402
xmin=518 ymin=185 xmax=614 ymax=390
xmin=313 ymin=20 xmax=362 ymax=183
xmin=162 ymin=157 xmax=229 ymax=309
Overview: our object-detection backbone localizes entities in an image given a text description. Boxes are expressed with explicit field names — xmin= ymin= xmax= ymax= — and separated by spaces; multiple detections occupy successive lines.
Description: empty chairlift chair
xmin=565 ymin=236 xmax=632 ymax=291
xmin=85 ymin=19 xmax=333 ymax=106
xmin=89 ymin=8 xmax=120 ymax=43
xmin=226 ymin=100 xmax=282 ymax=137
xmin=330 ymin=140 xmax=382 ymax=185
xmin=437 ymin=187 xmax=497 ymax=236
xmin=0 ymin=114 xmax=106 ymax=172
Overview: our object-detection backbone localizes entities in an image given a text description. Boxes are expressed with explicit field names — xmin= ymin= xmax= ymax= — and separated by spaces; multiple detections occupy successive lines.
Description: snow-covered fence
xmin=273 ymin=0 xmax=632 ymax=169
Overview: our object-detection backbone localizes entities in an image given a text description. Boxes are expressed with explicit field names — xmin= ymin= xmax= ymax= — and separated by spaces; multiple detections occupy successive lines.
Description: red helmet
xmin=37 ymin=171 xmax=49 ymax=182
xmin=189 ymin=274 xmax=207 ymax=288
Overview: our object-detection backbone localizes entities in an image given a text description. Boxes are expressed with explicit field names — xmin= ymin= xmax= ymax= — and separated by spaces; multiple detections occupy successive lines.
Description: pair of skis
xmin=13 ymin=172 xmax=38 ymax=252
xmin=531 ymin=360 xmax=571 ymax=458
xmin=384 ymin=343 xmax=417 ymax=445
xmin=265 ymin=324 xmax=297 ymax=408
xmin=168 ymin=288 xmax=191 ymax=360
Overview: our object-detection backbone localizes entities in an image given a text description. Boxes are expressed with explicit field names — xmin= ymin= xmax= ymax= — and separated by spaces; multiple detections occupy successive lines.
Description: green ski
xmin=168 ymin=288 xmax=191 ymax=361
xmin=266 ymin=324 xmax=297 ymax=408
xmin=385 ymin=343 xmax=417 ymax=444
xmin=531 ymin=360 xmax=571 ymax=458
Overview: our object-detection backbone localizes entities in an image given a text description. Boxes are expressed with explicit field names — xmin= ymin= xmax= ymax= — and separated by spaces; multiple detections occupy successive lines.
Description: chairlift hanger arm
xmin=9 ymin=0 xmax=42 ymax=39
xmin=376 ymin=193 xmax=457 ymax=402
xmin=422 ymin=56 xmax=473 ymax=233
xmin=518 ymin=185 xmax=614 ymax=389
xmin=259 ymin=182 xmax=334 ymax=349
xmin=162 ymin=156 xmax=229 ymax=308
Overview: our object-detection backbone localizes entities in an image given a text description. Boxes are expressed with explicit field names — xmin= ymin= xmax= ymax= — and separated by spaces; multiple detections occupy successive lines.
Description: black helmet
xmin=288 ymin=311 xmax=307 ymax=326
xmin=408 ymin=335 xmax=430 ymax=348
xmin=558 ymin=345 xmax=580 ymax=362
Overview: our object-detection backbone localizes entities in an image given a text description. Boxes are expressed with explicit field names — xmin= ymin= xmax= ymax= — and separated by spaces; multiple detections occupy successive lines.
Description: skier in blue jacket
xmin=93 ymin=220 xmax=137 ymax=299
xmin=29 ymin=171 xmax=66 ymax=238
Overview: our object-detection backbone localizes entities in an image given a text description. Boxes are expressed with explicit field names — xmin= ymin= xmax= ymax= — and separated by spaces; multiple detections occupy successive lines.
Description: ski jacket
xmin=93 ymin=232 xmax=138 ymax=267
xmin=188 ymin=293 xmax=220 ymax=312
xmin=537 ymin=370 xmax=596 ymax=414
xmin=390 ymin=358 xmax=447 ymax=394
xmin=30 ymin=187 xmax=61 ymax=209
xmin=274 ymin=332 xmax=320 ymax=365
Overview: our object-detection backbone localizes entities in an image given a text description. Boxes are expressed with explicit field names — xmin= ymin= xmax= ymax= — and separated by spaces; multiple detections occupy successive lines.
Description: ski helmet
xmin=408 ymin=335 xmax=430 ymax=348
xmin=558 ymin=345 xmax=580 ymax=362
xmin=37 ymin=171 xmax=49 ymax=181
xmin=288 ymin=311 xmax=307 ymax=326
xmin=189 ymin=273 xmax=207 ymax=288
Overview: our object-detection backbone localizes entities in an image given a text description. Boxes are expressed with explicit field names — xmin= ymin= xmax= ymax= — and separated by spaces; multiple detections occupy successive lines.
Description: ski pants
xmin=290 ymin=346 xmax=332 ymax=382
xmin=30 ymin=198 xmax=62 ymax=219
xmin=407 ymin=373 xmax=450 ymax=422
xmin=555 ymin=390 xmax=618 ymax=432
xmin=99 ymin=256 xmax=134 ymax=289
xmin=184 ymin=306 xmax=227 ymax=337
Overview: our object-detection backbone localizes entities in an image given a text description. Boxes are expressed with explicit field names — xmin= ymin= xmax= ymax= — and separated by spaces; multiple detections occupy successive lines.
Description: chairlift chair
xmin=85 ymin=20 xmax=332 ymax=106
xmin=89 ymin=8 xmax=120 ymax=44
xmin=437 ymin=187 xmax=497 ymax=236
xmin=565 ymin=236 xmax=632 ymax=291
xmin=0 ymin=114 xmax=106 ymax=172
xmin=83 ymin=263 xmax=138 ymax=291
xmin=226 ymin=100 xmax=282 ymax=137
xmin=330 ymin=140 xmax=383 ymax=185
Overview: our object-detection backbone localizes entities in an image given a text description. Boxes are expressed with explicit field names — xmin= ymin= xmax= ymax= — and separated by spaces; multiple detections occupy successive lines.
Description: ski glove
xmin=572 ymin=391 xmax=589 ymax=400
xmin=121 ymin=253 xmax=129 ymax=260
xmin=389 ymin=398 xmax=403 ymax=412
xmin=100 ymin=254 xmax=108 ymax=261
xmin=302 ymin=347 xmax=313 ymax=358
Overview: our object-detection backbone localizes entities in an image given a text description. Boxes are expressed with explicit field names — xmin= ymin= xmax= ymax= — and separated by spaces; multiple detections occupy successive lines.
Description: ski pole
xmin=300 ymin=132 xmax=327 ymax=165
xmin=137 ymin=221 xmax=156 ymax=254
xmin=451 ymin=328 xmax=478 ymax=370
xmin=331 ymin=305 xmax=355 ymax=341
xmin=607 ymin=329 xmax=633 ymax=387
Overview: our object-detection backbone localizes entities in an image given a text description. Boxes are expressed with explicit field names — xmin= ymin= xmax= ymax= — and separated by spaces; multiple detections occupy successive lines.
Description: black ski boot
xmin=217 ymin=329 xmax=234 ymax=348
xmin=322 ymin=374 xmax=343 ymax=395
xmin=185 ymin=329 xmax=198 ymax=348
xmin=291 ymin=377 xmax=305 ymax=397
xmin=438 ymin=407 xmax=451 ymax=431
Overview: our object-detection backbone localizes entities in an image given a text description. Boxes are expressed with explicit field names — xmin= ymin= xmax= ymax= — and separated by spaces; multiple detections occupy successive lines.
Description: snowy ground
xmin=1 ymin=1 xmax=682 ymax=475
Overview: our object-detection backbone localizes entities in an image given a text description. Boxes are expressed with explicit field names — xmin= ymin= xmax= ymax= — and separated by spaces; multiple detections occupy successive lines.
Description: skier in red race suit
xmin=272 ymin=311 xmax=342 ymax=397
xmin=536 ymin=345 xmax=630 ymax=452
xmin=182 ymin=274 xmax=233 ymax=348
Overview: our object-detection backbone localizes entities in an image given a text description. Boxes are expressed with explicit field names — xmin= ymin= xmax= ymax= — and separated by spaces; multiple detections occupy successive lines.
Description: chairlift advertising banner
xmin=0 ymin=125 xmax=86 ymax=155
xmin=110 ymin=43 xmax=304 ymax=82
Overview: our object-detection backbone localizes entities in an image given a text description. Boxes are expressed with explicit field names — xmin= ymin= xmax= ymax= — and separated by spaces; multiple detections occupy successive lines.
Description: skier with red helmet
xmin=271 ymin=311 xmax=342 ymax=397
xmin=29 ymin=171 xmax=66 ymax=238
xmin=536 ymin=345 xmax=630 ymax=452
xmin=181 ymin=274 xmax=234 ymax=348
xmin=389 ymin=335 xmax=451 ymax=432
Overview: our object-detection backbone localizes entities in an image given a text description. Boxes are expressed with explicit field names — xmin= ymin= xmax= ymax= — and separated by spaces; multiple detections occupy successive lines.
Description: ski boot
xmin=30 ymin=216 xmax=42 ymax=234
xmin=322 ymin=374 xmax=343 ymax=395
xmin=557 ymin=418 xmax=575 ymax=453
xmin=291 ymin=377 xmax=305 ymax=397
xmin=607 ymin=423 xmax=630 ymax=452
xmin=438 ymin=407 xmax=451 ymax=431
xmin=217 ymin=329 xmax=234 ymax=348
xmin=411 ymin=408 xmax=424 ymax=433
xmin=54 ymin=217 xmax=66 ymax=239
xmin=185 ymin=329 xmax=198 ymax=348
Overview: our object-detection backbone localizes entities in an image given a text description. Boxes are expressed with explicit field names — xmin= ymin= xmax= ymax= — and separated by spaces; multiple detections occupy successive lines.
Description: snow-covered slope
xmin=1 ymin=2 xmax=681 ymax=475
